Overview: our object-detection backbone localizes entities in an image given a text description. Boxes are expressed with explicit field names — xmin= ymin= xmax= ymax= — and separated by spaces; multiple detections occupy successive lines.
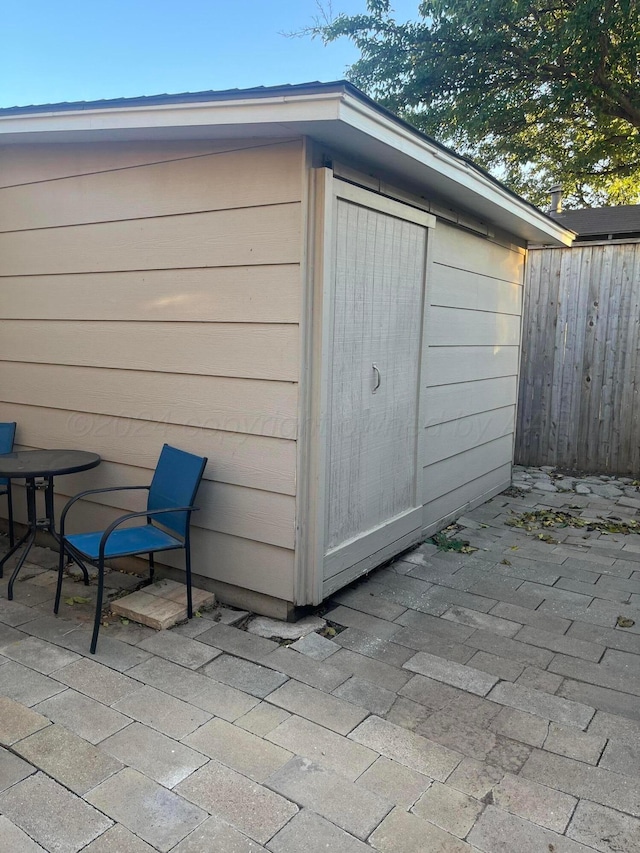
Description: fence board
xmin=516 ymin=241 xmax=640 ymax=474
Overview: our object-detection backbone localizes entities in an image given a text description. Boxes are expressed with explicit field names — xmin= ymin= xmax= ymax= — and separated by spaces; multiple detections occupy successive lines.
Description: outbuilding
xmin=0 ymin=82 xmax=573 ymax=617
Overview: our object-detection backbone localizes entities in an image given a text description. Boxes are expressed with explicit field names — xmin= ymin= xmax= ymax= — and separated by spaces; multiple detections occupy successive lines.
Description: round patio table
xmin=0 ymin=449 xmax=101 ymax=599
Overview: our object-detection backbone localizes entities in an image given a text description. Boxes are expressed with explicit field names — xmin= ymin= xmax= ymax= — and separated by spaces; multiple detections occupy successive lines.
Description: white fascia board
xmin=337 ymin=94 xmax=573 ymax=247
xmin=0 ymin=92 xmax=343 ymax=136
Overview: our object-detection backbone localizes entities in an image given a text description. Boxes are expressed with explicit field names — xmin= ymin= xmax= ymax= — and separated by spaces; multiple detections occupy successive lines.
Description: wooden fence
xmin=515 ymin=240 xmax=640 ymax=474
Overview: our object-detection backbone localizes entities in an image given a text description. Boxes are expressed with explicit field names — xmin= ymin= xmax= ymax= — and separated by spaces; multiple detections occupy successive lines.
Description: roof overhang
xmin=0 ymin=83 xmax=574 ymax=247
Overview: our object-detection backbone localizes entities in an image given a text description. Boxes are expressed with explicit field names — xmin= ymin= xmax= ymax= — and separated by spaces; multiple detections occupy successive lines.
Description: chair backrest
xmin=0 ymin=422 xmax=16 ymax=488
xmin=147 ymin=444 xmax=207 ymax=538
xmin=0 ymin=422 xmax=16 ymax=455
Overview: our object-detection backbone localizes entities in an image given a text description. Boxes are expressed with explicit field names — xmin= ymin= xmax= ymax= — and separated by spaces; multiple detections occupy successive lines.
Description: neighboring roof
xmin=551 ymin=205 xmax=640 ymax=240
xmin=0 ymin=81 xmax=573 ymax=246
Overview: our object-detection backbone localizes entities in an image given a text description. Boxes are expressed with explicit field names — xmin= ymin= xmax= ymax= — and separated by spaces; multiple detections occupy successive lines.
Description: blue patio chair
xmin=55 ymin=444 xmax=207 ymax=654
xmin=0 ymin=422 xmax=16 ymax=548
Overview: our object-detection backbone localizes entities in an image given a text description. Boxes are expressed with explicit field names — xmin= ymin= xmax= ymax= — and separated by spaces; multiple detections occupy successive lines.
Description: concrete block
xmin=332 ymin=675 xmax=396 ymax=715
xmin=203 ymin=654 xmax=288 ymax=698
xmin=468 ymin=805 xmax=591 ymax=853
xmin=266 ymin=715 xmax=377 ymax=781
xmin=355 ymin=756 xmax=432 ymax=809
xmin=111 ymin=685 xmax=211 ymax=739
xmin=492 ymin=773 xmax=577 ymax=832
xmin=101 ymin=722 xmax=207 ymax=788
xmin=522 ymin=749 xmax=640 ymax=818
xmin=171 ymin=816 xmax=266 ymax=852
xmin=0 ymin=747 xmax=35 ymax=793
xmin=0 ymin=815 xmax=46 ymax=853
xmin=349 ymin=716 xmax=461 ymax=781
xmin=290 ymin=632 xmax=339 ymax=660
xmin=183 ymin=717 xmax=292 ymax=782
xmin=441 ymin=605 xmax=521 ymax=637
xmin=266 ymin=755 xmax=392 ymax=840
xmin=0 ymin=772 xmax=112 ymax=853
xmin=403 ymin=651 xmax=499 ymax=697
xmin=487 ymin=681 xmax=595 ymax=729
xmin=88 ymin=768 xmax=206 ymax=852
xmin=266 ymin=679 xmax=368 ymax=735
xmin=369 ymin=806 xmax=474 ymax=853
xmin=14 ymin=723 xmax=122 ymax=795
xmin=53 ymin=658 xmax=139 ymax=705
xmin=34 ymin=689 xmax=131 ymax=745
xmin=0 ymin=696 xmax=49 ymax=746
xmin=136 ymin=631 xmax=221 ymax=669
xmin=543 ymin=722 xmax=605 ymax=765
xmin=567 ymin=800 xmax=640 ymax=852
xmin=267 ymin=810 xmax=369 ymax=853
xmin=412 ymin=781 xmax=483 ymax=838
xmin=175 ymin=759 xmax=297 ymax=845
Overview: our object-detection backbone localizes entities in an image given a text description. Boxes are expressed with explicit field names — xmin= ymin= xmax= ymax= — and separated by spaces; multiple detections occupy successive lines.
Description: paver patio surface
xmin=2 ymin=471 xmax=640 ymax=851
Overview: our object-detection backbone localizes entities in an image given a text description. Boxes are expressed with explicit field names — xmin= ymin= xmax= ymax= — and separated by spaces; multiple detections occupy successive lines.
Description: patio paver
xmin=2 ymin=474 xmax=640 ymax=850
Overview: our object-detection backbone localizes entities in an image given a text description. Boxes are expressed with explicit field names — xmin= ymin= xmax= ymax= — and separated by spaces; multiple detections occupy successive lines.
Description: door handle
xmin=372 ymin=363 xmax=381 ymax=394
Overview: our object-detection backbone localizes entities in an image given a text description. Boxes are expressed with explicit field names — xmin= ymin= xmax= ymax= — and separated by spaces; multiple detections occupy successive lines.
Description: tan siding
xmin=425 ymin=377 xmax=518 ymax=426
xmin=0 ymin=266 xmax=300 ymax=323
xmin=0 ymin=139 xmax=259 ymax=186
xmin=0 ymin=363 xmax=298 ymax=438
xmin=426 ymin=346 xmax=520 ymax=387
xmin=422 ymin=464 xmax=512 ymax=530
xmin=428 ymin=306 xmax=521 ymax=347
xmin=424 ymin=406 xmax=515 ymax=466
xmin=1 ymin=321 xmax=299 ymax=381
xmin=421 ymin=220 xmax=523 ymax=532
xmin=430 ymin=265 xmax=522 ymax=315
xmin=1 ymin=403 xmax=296 ymax=495
xmin=431 ymin=221 xmax=525 ymax=282
xmin=0 ymin=139 xmax=304 ymax=607
xmin=0 ymin=141 xmax=303 ymax=231
xmin=0 ymin=204 xmax=301 ymax=276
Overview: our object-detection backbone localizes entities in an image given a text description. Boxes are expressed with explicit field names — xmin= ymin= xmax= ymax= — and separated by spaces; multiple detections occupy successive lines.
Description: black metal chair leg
xmin=7 ymin=487 xmax=14 ymax=548
xmin=8 ymin=528 xmax=36 ymax=600
xmin=54 ymin=539 xmax=66 ymax=614
xmin=148 ymin=552 xmax=155 ymax=582
xmin=90 ymin=557 xmax=105 ymax=655
xmin=185 ymin=541 xmax=193 ymax=619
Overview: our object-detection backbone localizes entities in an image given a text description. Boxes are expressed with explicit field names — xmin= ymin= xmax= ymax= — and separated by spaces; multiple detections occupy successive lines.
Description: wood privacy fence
xmin=515 ymin=240 xmax=640 ymax=474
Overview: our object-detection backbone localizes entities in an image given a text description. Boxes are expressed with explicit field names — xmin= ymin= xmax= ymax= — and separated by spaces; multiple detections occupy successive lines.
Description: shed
xmin=0 ymin=82 xmax=573 ymax=618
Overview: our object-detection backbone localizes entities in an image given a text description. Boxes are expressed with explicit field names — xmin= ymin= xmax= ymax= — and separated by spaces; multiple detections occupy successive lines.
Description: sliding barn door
xmin=322 ymin=181 xmax=433 ymax=594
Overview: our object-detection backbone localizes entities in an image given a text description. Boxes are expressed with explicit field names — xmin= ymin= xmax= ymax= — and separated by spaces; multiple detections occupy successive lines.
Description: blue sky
xmin=1 ymin=1 xmax=419 ymax=108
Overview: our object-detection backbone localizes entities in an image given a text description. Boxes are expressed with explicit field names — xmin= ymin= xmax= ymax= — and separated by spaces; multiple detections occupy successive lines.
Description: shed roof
xmin=0 ymin=80 xmax=573 ymax=247
xmin=550 ymin=205 xmax=640 ymax=240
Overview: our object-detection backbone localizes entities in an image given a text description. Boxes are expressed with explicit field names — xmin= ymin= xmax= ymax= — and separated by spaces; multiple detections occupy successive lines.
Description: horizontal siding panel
xmin=430 ymin=264 xmax=522 ymax=315
xmin=425 ymin=376 xmax=518 ymax=426
xmin=425 ymin=346 xmax=520 ymax=387
xmin=428 ymin=307 xmax=521 ymax=347
xmin=0 ymin=204 xmax=301 ymax=275
xmin=423 ymin=434 xmax=514 ymax=499
xmin=11 ymin=489 xmax=295 ymax=601
xmin=0 ymin=321 xmax=300 ymax=382
xmin=0 ymin=266 xmax=301 ymax=323
xmin=0 ymin=402 xmax=295 ymax=495
xmin=424 ymin=405 xmax=515 ymax=465
xmin=41 ymin=459 xmax=296 ymax=550
xmin=0 ymin=140 xmax=260 ymax=187
xmin=0 ymin=363 xmax=298 ymax=439
xmin=0 ymin=141 xmax=303 ymax=231
xmin=431 ymin=222 xmax=525 ymax=282
xmin=423 ymin=464 xmax=512 ymax=530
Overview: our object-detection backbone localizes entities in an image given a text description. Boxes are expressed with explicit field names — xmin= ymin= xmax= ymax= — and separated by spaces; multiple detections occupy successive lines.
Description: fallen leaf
xmin=64 ymin=596 xmax=91 ymax=606
xmin=616 ymin=616 xmax=635 ymax=628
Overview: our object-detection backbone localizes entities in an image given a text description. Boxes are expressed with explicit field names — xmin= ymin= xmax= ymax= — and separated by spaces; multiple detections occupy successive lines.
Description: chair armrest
xmin=60 ymin=486 xmax=150 ymax=536
xmin=97 ymin=505 xmax=199 ymax=559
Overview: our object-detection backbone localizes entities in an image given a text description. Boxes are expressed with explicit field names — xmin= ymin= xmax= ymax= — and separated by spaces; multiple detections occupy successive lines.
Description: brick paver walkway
xmin=2 ymin=475 xmax=640 ymax=851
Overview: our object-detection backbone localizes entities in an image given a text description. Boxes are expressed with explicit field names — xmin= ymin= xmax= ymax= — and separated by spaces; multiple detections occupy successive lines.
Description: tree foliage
xmin=310 ymin=1 xmax=640 ymax=207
